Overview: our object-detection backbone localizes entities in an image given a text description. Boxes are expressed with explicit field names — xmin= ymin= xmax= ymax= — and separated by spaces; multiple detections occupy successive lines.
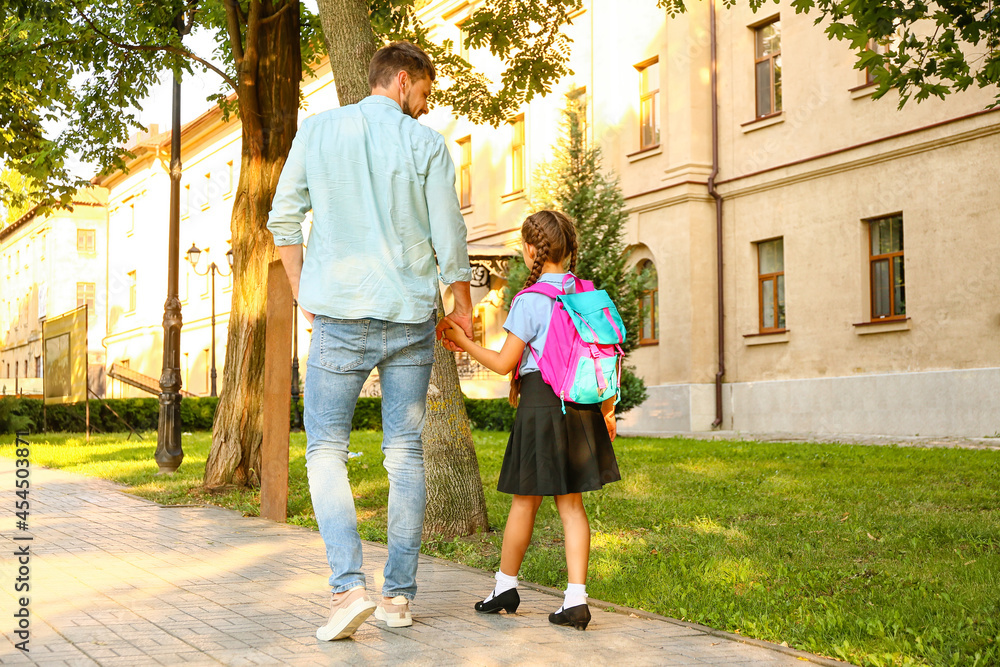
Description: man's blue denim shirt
xmin=267 ymin=95 xmax=472 ymax=323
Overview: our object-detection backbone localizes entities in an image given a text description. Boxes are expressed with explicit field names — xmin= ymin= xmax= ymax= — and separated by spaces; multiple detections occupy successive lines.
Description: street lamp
xmin=156 ymin=8 xmax=194 ymax=475
xmin=186 ymin=244 xmax=234 ymax=397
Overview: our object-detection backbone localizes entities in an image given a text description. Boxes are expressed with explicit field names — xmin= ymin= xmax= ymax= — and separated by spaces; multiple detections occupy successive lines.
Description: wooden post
xmin=261 ymin=260 xmax=292 ymax=522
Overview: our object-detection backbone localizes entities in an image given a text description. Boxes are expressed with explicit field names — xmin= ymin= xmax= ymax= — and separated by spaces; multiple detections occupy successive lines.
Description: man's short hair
xmin=368 ymin=41 xmax=436 ymax=90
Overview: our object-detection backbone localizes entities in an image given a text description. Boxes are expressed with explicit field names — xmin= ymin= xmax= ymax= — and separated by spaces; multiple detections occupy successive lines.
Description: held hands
xmin=436 ymin=315 xmax=471 ymax=352
xmin=436 ymin=309 xmax=473 ymax=352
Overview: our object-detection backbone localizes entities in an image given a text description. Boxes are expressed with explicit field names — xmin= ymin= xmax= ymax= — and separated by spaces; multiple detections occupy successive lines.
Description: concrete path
xmin=0 ymin=458 xmax=845 ymax=666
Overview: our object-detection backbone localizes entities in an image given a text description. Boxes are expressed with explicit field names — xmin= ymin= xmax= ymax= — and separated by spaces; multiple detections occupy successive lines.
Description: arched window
xmin=637 ymin=260 xmax=659 ymax=345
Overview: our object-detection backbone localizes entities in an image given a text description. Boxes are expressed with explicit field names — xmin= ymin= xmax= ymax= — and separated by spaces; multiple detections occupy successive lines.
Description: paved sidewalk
xmin=1 ymin=459 xmax=844 ymax=666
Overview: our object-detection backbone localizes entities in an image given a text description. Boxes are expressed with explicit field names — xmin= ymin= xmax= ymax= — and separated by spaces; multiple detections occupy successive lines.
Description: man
xmin=267 ymin=41 xmax=473 ymax=641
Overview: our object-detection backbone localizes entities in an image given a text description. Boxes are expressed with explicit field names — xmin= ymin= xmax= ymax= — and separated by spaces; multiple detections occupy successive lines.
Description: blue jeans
xmin=304 ymin=314 xmax=436 ymax=600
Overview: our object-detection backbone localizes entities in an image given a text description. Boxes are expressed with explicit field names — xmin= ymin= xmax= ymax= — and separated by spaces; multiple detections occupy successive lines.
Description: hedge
xmin=0 ymin=395 xmax=516 ymax=435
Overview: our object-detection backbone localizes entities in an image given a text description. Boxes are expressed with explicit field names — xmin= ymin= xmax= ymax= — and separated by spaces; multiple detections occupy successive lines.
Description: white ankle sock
xmin=484 ymin=570 xmax=518 ymax=602
xmin=557 ymin=583 xmax=587 ymax=613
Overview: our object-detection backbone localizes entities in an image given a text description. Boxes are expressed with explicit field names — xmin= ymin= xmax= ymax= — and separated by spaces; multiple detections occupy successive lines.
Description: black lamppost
xmin=155 ymin=9 xmax=194 ymax=474
xmin=186 ymin=244 xmax=234 ymax=397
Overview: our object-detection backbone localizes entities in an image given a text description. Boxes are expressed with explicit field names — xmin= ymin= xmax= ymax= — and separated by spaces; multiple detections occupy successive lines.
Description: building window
xmin=757 ymin=238 xmax=785 ymax=332
xmin=77 ymin=229 xmax=96 ymax=253
xmin=508 ymin=115 xmax=525 ymax=195
xmin=226 ymin=161 xmax=235 ymax=195
xmin=202 ymin=173 xmax=212 ymax=210
xmin=868 ymin=214 xmax=905 ymax=320
xmin=458 ymin=136 xmax=472 ymax=209
xmin=76 ymin=282 xmax=96 ymax=315
xmin=568 ymin=87 xmax=588 ymax=142
xmin=182 ymin=184 xmax=191 ymax=217
xmin=638 ymin=260 xmax=659 ymax=345
xmin=457 ymin=21 xmax=469 ymax=61
xmin=127 ymin=199 xmax=136 ymax=234
xmin=637 ymin=59 xmax=660 ymax=150
xmin=864 ymin=38 xmax=893 ymax=85
xmin=35 ymin=356 xmax=41 ymax=378
xmin=754 ymin=19 xmax=782 ymax=118
xmin=127 ymin=271 xmax=137 ymax=313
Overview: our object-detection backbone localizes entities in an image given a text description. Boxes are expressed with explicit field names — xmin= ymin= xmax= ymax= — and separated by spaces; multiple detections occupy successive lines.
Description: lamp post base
xmin=155 ymin=390 xmax=184 ymax=473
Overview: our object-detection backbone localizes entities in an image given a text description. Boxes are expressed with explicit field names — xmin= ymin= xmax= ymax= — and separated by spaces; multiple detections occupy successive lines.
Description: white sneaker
xmin=316 ymin=587 xmax=377 ymax=641
xmin=374 ymin=595 xmax=413 ymax=628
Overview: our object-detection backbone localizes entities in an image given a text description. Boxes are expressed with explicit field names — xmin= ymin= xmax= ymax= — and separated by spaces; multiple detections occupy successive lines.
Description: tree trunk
xmin=315 ymin=2 xmax=490 ymax=538
xmin=422 ymin=305 xmax=490 ymax=538
xmin=314 ymin=0 xmax=379 ymax=107
xmin=205 ymin=1 xmax=302 ymax=488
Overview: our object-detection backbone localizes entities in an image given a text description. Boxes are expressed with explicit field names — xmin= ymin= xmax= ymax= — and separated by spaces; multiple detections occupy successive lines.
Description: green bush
xmin=180 ymin=397 xmax=219 ymax=431
xmin=352 ymin=398 xmax=382 ymax=430
xmin=1 ymin=389 xmax=634 ymax=435
xmin=0 ymin=397 xmax=35 ymax=434
xmin=464 ymin=397 xmax=516 ymax=431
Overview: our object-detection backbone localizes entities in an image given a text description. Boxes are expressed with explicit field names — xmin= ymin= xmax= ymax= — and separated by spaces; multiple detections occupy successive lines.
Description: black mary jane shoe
xmin=474 ymin=588 xmax=520 ymax=614
xmin=548 ymin=603 xmax=591 ymax=630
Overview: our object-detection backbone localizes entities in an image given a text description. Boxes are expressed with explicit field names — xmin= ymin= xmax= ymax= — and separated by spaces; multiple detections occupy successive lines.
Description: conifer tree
xmin=505 ymin=99 xmax=649 ymax=414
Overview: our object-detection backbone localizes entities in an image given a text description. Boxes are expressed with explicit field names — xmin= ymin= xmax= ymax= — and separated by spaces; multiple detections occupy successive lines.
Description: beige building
xmin=418 ymin=0 xmax=1000 ymax=437
xmin=0 ymin=189 xmax=108 ymax=397
xmin=74 ymin=0 xmax=1000 ymax=436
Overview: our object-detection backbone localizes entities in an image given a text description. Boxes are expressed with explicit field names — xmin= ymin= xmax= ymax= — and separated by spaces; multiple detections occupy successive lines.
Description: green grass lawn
xmin=2 ymin=431 xmax=998 ymax=667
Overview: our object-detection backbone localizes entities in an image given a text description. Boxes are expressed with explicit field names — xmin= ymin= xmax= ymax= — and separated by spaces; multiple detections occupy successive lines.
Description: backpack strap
xmin=514 ymin=282 xmax=564 ymax=301
xmin=560 ymin=274 xmax=596 ymax=294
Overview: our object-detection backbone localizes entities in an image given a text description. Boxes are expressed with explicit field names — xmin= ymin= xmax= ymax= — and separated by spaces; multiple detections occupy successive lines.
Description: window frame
xmin=637 ymin=259 xmax=659 ymax=346
xmin=127 ymin=270 xmax=137 ymax=313
xmin=867 ymin=214 xmax=905 ymax=322
xmin=635 ymin=58 xmax=660 ymax=151
xmin=201 ymin=172 xmax=212 ymax=211
xmin=756 ymin=237 xmax=786 ymax=333
xmin=77 ymin=229 xmax=96 ymax=253
xmin=507 ymin=114 xmax=525 ymax=196
xmin=456 ymin=20 xmax=469 ymax=61
xmin=753 ymin=18 xmax=782 ymax=119
xmin=457 ymin=135 xmax=472 ymax=209
xmin=76 ymin=281 xmax=96 ymax=315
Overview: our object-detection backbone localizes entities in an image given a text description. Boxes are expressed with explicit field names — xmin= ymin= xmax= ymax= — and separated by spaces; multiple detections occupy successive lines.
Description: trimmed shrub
xmin=0 ymin=397 xmax=36 ymax=435
xmin=463 ymin=398 xmax=516 ymax=432
xmin=1 ymin=394 xmax=548 ymax=434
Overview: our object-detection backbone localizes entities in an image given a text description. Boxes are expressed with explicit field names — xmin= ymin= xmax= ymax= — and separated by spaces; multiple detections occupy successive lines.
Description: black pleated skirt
xmin=497 ymin=372 xmax=621 ymax=496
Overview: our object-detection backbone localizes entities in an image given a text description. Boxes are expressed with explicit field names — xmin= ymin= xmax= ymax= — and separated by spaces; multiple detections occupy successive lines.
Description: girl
xmin=441 ymin=210 xmax=621 ymax=631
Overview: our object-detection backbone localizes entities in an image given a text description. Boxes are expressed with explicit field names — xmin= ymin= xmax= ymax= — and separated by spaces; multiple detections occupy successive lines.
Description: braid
xmin=522 ymin=217 xmax=550 ymax=289
xmin=565 ymin=220 xmax=578 ymax=273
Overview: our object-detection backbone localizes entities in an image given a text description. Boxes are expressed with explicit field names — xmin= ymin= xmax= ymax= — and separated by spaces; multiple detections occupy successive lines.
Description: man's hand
xmin=437 ymin=309 xmax=472 ymax=352
xmin=301 ymin=305 xmax=315 ymax=325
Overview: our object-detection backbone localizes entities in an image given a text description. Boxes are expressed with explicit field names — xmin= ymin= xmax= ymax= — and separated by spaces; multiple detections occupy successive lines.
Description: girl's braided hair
xmin=508 ymin=210 xmax=579 ymax=406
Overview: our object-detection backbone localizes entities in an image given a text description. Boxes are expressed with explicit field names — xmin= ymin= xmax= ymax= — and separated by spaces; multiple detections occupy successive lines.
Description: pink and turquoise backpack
xmin=513 ymin=274 xmax=626 ymax=413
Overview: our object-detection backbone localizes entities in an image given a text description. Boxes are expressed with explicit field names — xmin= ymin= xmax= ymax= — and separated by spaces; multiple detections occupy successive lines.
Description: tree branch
xmin=74 ymin=4 xmax=238 ymax=90
xmin=240 ymin=0 xmax=265 ymax=159
xmin=225 ymin=0 xmax=246 ymax=68
xmin=260 ymin=1 xmax=293 ymax=26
